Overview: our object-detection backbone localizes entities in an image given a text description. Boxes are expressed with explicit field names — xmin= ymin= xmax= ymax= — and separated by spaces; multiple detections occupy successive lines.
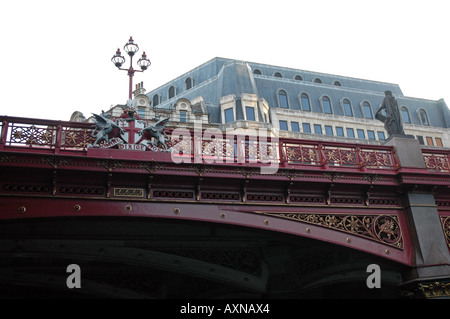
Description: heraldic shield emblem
xmin=88 ymin=108 xmax=171 ymax=152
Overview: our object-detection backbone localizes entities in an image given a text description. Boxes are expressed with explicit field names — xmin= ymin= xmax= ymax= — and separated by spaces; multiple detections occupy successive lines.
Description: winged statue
xmin=91 ymin=112 xmax=126 ymax=147
xmin=136 ymin=116 xmax=170 ymax=150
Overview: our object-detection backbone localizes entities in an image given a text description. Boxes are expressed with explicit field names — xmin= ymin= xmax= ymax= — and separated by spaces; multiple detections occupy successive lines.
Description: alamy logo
xmin=66 ymin=264 xmax=81 ymax=289
xmin=366 ymin=264 xmax=381 ymax=289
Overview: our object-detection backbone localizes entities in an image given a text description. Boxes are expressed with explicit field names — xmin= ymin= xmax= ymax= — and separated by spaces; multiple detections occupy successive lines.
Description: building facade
xmin=79 ymin=57 xmax=449 ymax=148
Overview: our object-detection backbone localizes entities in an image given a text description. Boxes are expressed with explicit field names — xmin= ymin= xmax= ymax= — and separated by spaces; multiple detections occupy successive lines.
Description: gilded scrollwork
xmin=262 ymin=212 xmax=403 ymax=249
xmin=418 ymin=281 xmax=450 ymax=298
xmin=440 ymin=216 xmax=450 ymax=248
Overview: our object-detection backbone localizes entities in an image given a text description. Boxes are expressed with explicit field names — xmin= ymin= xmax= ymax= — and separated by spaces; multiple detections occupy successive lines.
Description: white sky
xmin=0 ymin=0 xmax=449 ymax=121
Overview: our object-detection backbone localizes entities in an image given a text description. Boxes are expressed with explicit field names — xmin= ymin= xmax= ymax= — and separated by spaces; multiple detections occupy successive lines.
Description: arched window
xmin=363 ymin=101 xmax=373 ymax=119
xmin=274 ymin=72 xmax=283 ymax=78
xmin=168 ymin=86 xmax=176 ymax=99
xmin=278 ymin=90 xmax=289 ymax=108
xmin=313 ymin=78 xmax=322 ymax=84
xmin=419 ymin=109 xmax=429 ymax=126
xmin=253 ymin=69 xmax=262 ymax=75
xmin=321 ymin=96 xmax=332 ymax=114
xmin=294 ymin=75 xmax=303 ymax=81
xmin=342 ymin=99 xmax=353 ymax=116
xmin=333 ymin=80 xmax=341 ymax=86
xmin=152 ymin=94 xmax=160 ymax=107
xmin=185 ymin=77 xmax=193 ymax=90
xmin=401 ymin=107 xmax=411 ymax=123
xmin=300 ymin=93 xmax=311 ymax=111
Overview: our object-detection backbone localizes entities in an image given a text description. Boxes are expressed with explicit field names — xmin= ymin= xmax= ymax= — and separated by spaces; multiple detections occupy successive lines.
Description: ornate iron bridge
xmin=1 ymin=115 xmax=450 ymax=298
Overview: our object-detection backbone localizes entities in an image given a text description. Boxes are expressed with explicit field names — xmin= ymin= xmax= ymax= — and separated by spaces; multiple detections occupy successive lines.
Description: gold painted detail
xmin=113 ymin=188 xmax=144 ymax=198
xmin=418 ymin=282 xmax=450 ymax=298
xmin=440 ymin=216 xmax=450 ymax=248
xmin=262 ymin=212 xmax=403 ymax=249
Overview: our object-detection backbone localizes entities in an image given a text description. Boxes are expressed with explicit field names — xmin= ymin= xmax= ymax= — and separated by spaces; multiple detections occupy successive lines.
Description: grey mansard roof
xmin=146 ymin=57 xmax=450 ymax=128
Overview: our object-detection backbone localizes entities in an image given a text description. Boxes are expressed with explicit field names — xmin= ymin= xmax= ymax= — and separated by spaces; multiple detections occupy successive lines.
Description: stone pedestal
xmin=384 ymin=135 xmax=425 ymax=168
xmin=386 ymin=136 xmax=450 ymax=297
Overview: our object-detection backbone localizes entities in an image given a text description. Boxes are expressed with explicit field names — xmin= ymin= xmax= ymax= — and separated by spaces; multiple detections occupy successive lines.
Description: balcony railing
xmin=1 ymin=115 xmax=445 ymax=172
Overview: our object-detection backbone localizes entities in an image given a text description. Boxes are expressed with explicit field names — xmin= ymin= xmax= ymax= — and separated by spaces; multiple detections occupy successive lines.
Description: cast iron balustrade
xmin=1 ymin=115 xmax=448 ymax=172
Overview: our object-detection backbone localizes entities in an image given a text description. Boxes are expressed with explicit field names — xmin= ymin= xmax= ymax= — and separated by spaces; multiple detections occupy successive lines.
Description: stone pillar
xmin=385 ymin=136 xmax=450 ymax=298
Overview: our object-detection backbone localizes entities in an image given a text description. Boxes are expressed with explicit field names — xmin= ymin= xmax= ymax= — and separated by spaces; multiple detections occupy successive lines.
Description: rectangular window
xmin=436 ymin=137 xmax=443 ymax=147
xmin=245 ymin=106 xmax=255 ymax=121
xmin=325 ymin=125 xmax=333 ymax=136
xmin=336 ymin=127 xmax=344 ymax=137
xmin=179 ymin=111 xmax=187 ymax=123
xmin=138 ymin=108 xmax=145 ymax=118
xmin=426 ymin=137 xmax=434 ymax=146
xmin=303 ymin=123 xmax=311 ymax=133
xmin=225 ymin=108 xmax=234 ymax=123
xmin=346 ymin=128 xmax=355 ymax=138
xmin=377 ymin=131 xmax=386 ymax=141
xmin=291 ymin=121 xmax=300 ymax=132
xmin=367 ymin=130 xmax=375 ymax=140
xmin=357 ymin=129 xmax=365 ymax=139
xmin=279 ymin=120 xmax=288 ymax=131
xmin=417 ymin=136 xmax=424 ymax=145
xmin=314 ymin=124 xmax=322 ymax=135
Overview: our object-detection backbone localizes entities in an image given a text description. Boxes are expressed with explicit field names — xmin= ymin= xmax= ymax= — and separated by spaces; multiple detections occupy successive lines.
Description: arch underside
xmin=0 ymin=214 xmax=407 ymax=299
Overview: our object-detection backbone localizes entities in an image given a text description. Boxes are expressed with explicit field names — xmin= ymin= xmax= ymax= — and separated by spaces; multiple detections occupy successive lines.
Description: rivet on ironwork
xmin=125 ymin=205 xmax=132 ymax=212
xmin=264 ymin=219 xmax=269 ymax=225
xmin=174 ymin=208 xmax=181 ymax=215
xmin=385 ymin=249 xmax=390 ymax=255
xmin=306 ymin=227 xmax=311 ymax=233
xmin=18 ymin=206 xmax=26 ymax=214
xmin=346 ymin=237 xmax=351 ymax=243
xmin=220 ymin=212 xmax=226 ymax=219
xmin=73 ymin=205 xmax=81 ymax=212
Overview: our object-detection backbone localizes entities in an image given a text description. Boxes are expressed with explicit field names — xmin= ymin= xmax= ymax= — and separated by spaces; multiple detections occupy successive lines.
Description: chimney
xmin=133 ymin=81 xmax=146 ymax=97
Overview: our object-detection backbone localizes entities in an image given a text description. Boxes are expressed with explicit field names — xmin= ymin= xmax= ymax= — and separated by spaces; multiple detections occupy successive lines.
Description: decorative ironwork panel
xmin=62 ymin=127 xmax=96 ymax=150
xmin=8 ymin=123 xmax=56 ymax=148
xmin=284 ymin=143 xmax=319 ymax=165
xmin=152 ymin=189 xmax=195 ymax=199
xmin=423 ymin=152 xmax=450 ymax=172
xmin=263 ymin=212 xmax=403 ymax=249
xmin=358 ymin=149 xmax=396 ymax=169
xmin=322 ymin=146 xmax=357 ymax=167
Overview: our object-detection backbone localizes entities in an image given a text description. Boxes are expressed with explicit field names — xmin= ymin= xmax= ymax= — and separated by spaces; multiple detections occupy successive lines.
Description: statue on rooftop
xmin=375 ymin=90 xmax=405 ymax=136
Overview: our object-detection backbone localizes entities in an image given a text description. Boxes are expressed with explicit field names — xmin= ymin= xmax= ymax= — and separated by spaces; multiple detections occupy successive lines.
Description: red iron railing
xmin=3 ymin=115 xmax=441 ymax=172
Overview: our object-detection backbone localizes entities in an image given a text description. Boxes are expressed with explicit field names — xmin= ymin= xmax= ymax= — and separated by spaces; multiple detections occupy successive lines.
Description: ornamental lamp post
xmin=111 ymin=37 xmax=151 ymax=101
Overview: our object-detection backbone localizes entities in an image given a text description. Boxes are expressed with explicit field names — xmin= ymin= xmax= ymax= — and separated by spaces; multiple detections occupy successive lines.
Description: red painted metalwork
xmin=1 ymin=115 xmax=450 ymax=267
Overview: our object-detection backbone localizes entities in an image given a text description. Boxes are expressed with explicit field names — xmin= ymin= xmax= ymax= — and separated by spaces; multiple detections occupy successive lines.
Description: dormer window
xmin=401 ymin=107 xmax=411 ymax=123
xmin=342 ymin=98 xmax=353 ymax=117
xmin=278 ymin=89 xmax=289 ymax=108
xmin=185 ymin=77 xmax=193 ymax=90
xmin=363 ymin=102 xmax=373 ymax=119
xmin=419 ymin=109 xmax=429 ymax=126
xmin=225 ymin=108 xmax=234 ymax=123
xmin=321 ymin=96 xmax=332 ymax=114
xmin=245 ymin=106 xmax=255 ymax=121
xmin=152 ymin=94 xmax=160 ymax=107
xmin=274 ymin=72 xmax=283 ymax=78
xmin=168 ymin=86 xmax=176 ymax=99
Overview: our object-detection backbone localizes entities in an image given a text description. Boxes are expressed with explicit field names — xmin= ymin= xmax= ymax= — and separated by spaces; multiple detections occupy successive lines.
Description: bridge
xmin=0 ymin=115 xmax=449 ymax=298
